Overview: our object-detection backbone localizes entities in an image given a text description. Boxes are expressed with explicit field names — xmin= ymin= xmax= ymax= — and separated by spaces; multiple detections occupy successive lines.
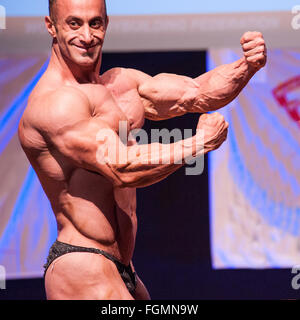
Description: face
xmin=49 ymin=0 xmax=108 ymax=68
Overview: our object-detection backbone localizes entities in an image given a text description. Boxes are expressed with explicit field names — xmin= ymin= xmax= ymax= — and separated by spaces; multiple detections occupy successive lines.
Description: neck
xmin=48 ymin=43 xmax=102 ymax=84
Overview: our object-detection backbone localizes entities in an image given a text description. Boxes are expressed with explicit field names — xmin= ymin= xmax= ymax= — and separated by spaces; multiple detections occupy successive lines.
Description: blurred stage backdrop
xmin=208 ymin=48 xmax=300 ymax=268
xmin=0 ymin=0 xmax=300 ymax=297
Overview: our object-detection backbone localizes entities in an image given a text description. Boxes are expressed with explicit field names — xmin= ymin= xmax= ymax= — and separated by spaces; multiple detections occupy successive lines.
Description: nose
xmin=79 ymin=24 xmax=94 ymax=46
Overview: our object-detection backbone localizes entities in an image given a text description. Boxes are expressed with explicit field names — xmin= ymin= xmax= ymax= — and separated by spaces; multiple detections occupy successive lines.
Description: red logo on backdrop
xmin=272 ymin=76 xmax=300 ymax=125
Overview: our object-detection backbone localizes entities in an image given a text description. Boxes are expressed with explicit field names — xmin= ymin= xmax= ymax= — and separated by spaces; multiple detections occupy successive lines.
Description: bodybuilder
xmin=18 ymin=0 xmax=267 ymax=300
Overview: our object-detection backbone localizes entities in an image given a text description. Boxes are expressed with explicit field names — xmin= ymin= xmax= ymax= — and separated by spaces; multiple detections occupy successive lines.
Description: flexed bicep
xmin=138 ymin=73 xmax=201 ymax=121
xmin=124 ymin=68 xmax=200 ymax=121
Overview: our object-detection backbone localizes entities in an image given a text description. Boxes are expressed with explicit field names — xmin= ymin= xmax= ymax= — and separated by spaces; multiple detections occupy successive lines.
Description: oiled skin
xmin=18 ymin=0 xmax=266 ymax=300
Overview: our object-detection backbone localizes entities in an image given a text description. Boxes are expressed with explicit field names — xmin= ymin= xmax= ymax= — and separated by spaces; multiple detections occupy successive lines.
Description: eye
xmin=69 ymin=20 xmax=80 ymax=29
xmin=90 ymin=20 xmax=102 ymax=29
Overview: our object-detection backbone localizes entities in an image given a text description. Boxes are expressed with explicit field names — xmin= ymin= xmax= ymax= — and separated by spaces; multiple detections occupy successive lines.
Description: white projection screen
xmin=0 ymin=0 xmax=300 ymax=279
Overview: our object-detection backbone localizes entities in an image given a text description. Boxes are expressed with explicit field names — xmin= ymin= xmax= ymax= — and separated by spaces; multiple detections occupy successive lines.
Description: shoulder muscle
xmin=26 ymin=86 xmax=91 ymax=137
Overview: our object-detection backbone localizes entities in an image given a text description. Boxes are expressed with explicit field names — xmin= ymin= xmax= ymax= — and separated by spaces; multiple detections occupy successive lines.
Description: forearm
xmin=190 ymin=57 xmax=256 ymax=113
xmin=98 ymin=131 xmax=204 ymax=188
xmin=139 ymin=58 xmax=257 ymax=120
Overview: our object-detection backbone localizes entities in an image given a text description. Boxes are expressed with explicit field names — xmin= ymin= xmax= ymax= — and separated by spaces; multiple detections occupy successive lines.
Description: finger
xmin=240 ymin=31 xmax=263 ymax=45
xmin=242 ymin=38 xmax=265 ymax=51
xmin=200 ymin=112 xmax=223 ymax=126
xmin=224 ymin=128 xmax=228 ymax=137
xmin=246 ymin=53 xmax=266 ymax=65
xmin=212 ymin=122 xmax=228 ymax=140
xmin=219 ymin=128 xmax=228 ymax=142
xmin=244 ymin=45 xmax=265 ymax=58
xmin=214 ymin=113 xmax=224 ymax=121
xmin=199 ymin=113 xmax=209 ymax=121
xmin=212 ymin=115 xmax=225 ymax=127
xmin=206 ymin=112 xmax=220 ymax=120
xmin=220 ymin=123 xmax=229 ymax=136
xmin=241 ymin=31 xmax=263 ymax=44
xmin=214 ymin=129 xmax=228 ymax=148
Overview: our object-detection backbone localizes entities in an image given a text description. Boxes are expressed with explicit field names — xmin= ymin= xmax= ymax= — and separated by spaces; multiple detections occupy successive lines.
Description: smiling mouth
xmin=74 ymin=44 xmax=97 ymax=51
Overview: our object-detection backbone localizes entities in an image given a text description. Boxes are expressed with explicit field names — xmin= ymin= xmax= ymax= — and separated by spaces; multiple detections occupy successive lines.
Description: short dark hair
xmin=48 ymin=0 xmax=56 ymax=21
xmin=49 ymin=0 xmax=107 ymax=22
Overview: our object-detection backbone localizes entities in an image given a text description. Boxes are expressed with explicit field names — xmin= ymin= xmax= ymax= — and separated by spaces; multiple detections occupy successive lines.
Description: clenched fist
xmin=240 ymin=31 xmax=267 ymax=70
xmin=197 ymin=112 xmax=229 ymax=153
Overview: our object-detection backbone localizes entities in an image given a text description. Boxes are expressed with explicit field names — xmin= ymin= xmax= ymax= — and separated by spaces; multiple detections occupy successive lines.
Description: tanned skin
xmin=18 ymin=0 xmax=266 ymax=300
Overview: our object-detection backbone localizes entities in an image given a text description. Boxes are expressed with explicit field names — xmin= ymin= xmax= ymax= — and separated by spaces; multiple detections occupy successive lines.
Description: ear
xmin=45 ymin=16 xmax=57 ymax=38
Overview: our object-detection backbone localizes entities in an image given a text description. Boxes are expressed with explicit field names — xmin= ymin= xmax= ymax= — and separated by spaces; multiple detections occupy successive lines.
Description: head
xmin=46 ymin=0 xmax=109 ymax=68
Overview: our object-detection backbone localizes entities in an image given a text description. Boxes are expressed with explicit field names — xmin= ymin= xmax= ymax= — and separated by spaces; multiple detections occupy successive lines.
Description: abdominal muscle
xmin=48 ymin=167 xmax=138 ymax=266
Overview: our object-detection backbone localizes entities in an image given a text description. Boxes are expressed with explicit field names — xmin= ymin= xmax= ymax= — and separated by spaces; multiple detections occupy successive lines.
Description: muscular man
xmin=18 ymin=0 xmax=266 ymax=300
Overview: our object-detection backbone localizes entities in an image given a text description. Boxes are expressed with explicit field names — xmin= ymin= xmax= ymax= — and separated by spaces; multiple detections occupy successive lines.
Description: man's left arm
xmin=132 ymin=31 xmax=266 ymax=121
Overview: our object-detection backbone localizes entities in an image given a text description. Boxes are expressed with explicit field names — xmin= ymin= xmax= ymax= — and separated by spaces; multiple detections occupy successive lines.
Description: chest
xmin=101 ymin=69 xmax=145 ymax=130
xmin=110 ymin=88 xmax=145 ymax=130
xmin=80 ymin=76 xmax=145 ymax=132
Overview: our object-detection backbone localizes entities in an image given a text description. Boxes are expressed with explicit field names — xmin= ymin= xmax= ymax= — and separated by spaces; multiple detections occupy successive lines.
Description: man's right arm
xmin=33 ymin=87 xmax=228 ymax=188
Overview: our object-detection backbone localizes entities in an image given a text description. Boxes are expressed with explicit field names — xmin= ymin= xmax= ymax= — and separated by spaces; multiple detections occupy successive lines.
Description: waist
xmin=57 ymin=222 xmax=135 ymax=265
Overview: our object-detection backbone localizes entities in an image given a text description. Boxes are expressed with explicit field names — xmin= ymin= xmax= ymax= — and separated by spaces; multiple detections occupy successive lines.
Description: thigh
xmin=45 ymin=252 xmax=134 ymax=300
